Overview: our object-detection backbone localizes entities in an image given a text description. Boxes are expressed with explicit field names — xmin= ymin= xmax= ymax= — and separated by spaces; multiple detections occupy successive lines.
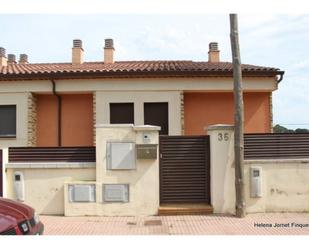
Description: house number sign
xmin=218 ymin=132 xmax=229 ymax=141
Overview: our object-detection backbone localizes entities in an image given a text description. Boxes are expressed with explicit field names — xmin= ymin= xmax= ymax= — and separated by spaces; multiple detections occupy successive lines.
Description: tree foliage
xmin=273 ymin=124 xmax=309 ymax=133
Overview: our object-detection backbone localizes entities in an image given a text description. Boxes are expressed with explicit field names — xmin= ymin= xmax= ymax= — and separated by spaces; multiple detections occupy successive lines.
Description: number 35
xmin=218 ymin=133 xmax=229 ymax=141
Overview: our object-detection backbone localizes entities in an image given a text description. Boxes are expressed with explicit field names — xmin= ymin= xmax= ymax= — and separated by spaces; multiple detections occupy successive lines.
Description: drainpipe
xmin=276 ymin=71 xmax=284 ymax=84
xmin=51 ymin=79 xmax=62 ymax=147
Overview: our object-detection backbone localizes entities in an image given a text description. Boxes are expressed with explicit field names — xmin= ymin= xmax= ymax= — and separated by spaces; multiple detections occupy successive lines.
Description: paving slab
xmin=40 ymin=213 xmax=309 ymax=235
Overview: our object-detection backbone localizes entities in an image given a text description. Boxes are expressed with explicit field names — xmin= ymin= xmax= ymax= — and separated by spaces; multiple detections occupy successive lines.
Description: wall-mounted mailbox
xmin=136 ymin=144 xmax=157 ymax=159
xmin=14 ymin=171 xmax=25 ymax=202
xmin=250 ymin=167 xmax=262 ymax=198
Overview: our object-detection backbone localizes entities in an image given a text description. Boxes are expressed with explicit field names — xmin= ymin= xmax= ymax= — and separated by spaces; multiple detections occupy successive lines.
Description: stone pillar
xmin=180 ymin=91 xmax=185 ymax=135
xmin=269 ymin=92 xmax=273 ymax=133
xmin=93 ymin=92 xmax=97 ymax=145
xmin=27 ymin=93 xmax=37 ymax=146
xmin=206 ymin=124 xmax=235 ymax=214
xmin=94 ymin=124 xmax=160 ymax=216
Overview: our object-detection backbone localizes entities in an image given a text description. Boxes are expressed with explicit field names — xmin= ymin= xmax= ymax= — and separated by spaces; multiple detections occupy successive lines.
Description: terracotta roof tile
xmin=0 ymin=60 xmax=283 ymax=80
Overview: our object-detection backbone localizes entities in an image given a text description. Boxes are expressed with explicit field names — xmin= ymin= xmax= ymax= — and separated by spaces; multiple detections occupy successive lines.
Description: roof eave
xmin=0 ymin=70 xmax=283 ymax=81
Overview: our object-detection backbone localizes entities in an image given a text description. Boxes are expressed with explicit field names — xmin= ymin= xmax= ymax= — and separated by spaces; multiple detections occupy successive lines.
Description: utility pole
xmin=229 ymin=13 xmax=246 ymax=218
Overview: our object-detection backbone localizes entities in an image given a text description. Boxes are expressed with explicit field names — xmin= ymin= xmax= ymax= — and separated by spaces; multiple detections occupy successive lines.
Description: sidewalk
xmin=41 ymin=213 xmax=309 ymax=235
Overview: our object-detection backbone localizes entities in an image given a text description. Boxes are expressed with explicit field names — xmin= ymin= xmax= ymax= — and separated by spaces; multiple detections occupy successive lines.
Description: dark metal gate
xmin=159 ymin=135 xmax=210 ymax=204
xmin=0 ymin=149 xmax=2 ymax=197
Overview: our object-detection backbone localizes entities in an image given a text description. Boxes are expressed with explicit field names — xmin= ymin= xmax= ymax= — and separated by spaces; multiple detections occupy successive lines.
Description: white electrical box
xmin=107 ymin=142 xmax=136 ymax=170
xmin=103 ymin=184 xmax=129 ymax=202
xmin=13 ymin=172 xmax=25 ymax=202
xmin=250 ymin=167 xmax=262 ymax=198
xmin=68 ymin=184 xmax=96 ymax=202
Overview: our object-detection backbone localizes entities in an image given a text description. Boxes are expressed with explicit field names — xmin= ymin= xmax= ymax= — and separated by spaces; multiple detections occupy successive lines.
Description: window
xmin=0 ymin=105 xmax=16 ymax=137
xmin=110 ymin=103 xmax=134 ymax=124
xmin=144 ymin=102 xmax=169 ymax=135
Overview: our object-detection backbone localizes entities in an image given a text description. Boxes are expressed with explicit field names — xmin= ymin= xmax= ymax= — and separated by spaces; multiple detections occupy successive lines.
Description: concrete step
xmin=158 ymin=203 xmax=213 ymax=216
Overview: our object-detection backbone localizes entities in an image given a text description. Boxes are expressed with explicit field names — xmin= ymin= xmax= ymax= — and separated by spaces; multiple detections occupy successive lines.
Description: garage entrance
xmin=159 ymin=135 xmax=210 ymax=204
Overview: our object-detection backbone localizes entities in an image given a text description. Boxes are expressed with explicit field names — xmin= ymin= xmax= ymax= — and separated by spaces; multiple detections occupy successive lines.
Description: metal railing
xmin=244 ymin=133 xmax=309 ymax=160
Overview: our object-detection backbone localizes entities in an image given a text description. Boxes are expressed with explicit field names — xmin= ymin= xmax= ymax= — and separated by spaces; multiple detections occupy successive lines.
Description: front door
xmin=159 ymin=135 xmax=210 ymax=204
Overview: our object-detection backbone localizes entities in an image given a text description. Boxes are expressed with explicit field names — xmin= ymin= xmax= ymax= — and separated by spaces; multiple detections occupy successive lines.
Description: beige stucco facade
xmin=0 ymin=77 xmax=277 ymax=93
xmin=0 ymin=76 xmax=277 ymax=147
xmin=207 ymin=124 xmax=236 ymax=214
xmin=4 ymin=123 xmax=309 ymax=216
xmin=64 ymin=124 xmax=160 ymax=216
xmin=245 ymin=159 xmax=309 ymax=212
xmin=95 ymin=91 xmax=182 ymax=135
xmin=4 ymin=76 xmax=301 ymax=217
xmin=3 ymin=124 xmax=159 ymax=216
xmin=5 ymin=164 xmax=95 ymax=215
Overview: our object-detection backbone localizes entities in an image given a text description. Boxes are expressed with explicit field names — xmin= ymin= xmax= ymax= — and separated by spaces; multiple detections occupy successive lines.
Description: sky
xmin=1 ymin=14 xmax=309 ymax=129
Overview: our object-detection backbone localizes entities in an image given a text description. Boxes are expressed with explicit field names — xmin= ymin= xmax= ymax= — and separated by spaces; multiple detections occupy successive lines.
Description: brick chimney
xmin=19 ymin=54 xmax=28 ymax=64
xmin=72 ymin=39 xmax=84 ymax=65
xmin=8 ymin=54 xmax=16 ymax=64
xmin=0 ymin=47 xmax=8 ymax=67
xmin=208 ymin=42 xmax=220 ymax=62
xmin=104 ymin=39 xmax=114 ymax=64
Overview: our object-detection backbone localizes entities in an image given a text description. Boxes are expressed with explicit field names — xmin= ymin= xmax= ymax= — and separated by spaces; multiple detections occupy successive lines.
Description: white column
xmin=1 ymin=148 xmax=8 ymax=197
xmin=206 ymin=124 xmax=235 ymax=214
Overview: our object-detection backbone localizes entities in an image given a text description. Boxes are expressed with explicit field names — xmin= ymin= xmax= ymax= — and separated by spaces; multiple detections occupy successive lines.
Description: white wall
xmin=207 ymin=124 xmax=235 ymax=214
xmin=207 ymin=124 xmax=309 ymax=214
xmin=5 ymin=164 xmax=95 ymax=215
xmin=1 ymin=148 xmax=8 ymax=197
xmin=245 ymin=159 xmax=309 ymax=212
xmin=0 ymin=77 xmax=277 ymax=93
xmin=64 ymin=124 xmax=160 ymax=216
